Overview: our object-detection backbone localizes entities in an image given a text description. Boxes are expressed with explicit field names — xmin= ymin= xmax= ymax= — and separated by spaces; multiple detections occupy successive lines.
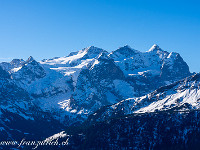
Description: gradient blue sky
xmin=0 ymin=0 xmax=199 ymax=72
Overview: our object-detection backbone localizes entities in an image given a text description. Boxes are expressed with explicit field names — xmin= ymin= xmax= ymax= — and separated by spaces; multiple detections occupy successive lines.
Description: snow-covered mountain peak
xmin=40 ymin=46 xmax=107 ymax=67
xmin=121 ymin=44 xmax=132 ymax=49
xmin=109 ymin=45 xmax=139 ymax=60
xmin=8 ymin=56 xmax=46 ymax=83
xmin=81 ymin=46 xmax=105 ymax=56
xmin=115 ymin=45 xmax=138 ymax=54
xmin=148 ymin=44 xmax=163 ymax=52
xmin=84 ymin=45 xmax=97 ymax=50
xmin=10 ymin=59 xmax=25 ymax=66
xmin=26 ymin=56 xmax=35 ymax=63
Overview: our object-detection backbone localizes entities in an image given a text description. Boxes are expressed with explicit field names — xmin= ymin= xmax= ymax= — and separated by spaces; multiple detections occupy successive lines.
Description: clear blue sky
xmin=0 ymin=0 xmax=199 ymax=72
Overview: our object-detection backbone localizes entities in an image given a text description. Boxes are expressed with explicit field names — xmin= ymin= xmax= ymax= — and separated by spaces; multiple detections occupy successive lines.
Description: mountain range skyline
xmin=1 ymin=0 xmax=200 ymax=73
xmin=0 ymin=44 xmax=196 ymax=73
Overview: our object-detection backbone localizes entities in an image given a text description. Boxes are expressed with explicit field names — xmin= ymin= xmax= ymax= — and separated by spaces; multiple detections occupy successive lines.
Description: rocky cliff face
xmin=69 ymin=52 xmax=126 ymax=112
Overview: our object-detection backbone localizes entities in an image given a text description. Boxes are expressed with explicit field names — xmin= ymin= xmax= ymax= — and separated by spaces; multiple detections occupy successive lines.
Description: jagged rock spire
xmin=27 ymin=56 xmax=35 ymax=62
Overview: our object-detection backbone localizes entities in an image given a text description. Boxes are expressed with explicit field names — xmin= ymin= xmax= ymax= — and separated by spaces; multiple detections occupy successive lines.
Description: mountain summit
xmin=148 ymin=44 xmax=162 ymax=52
xmin=109 ymin=45 xmax=139 ymax=60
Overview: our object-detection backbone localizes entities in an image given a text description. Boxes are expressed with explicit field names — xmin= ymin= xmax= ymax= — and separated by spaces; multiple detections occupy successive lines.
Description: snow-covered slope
xmin=40 ymin=46 xmax=107 ymax=85
xmin=0 ymin=59 xmax=25 ymax=72
xmin=89 ymin=73 xmax=200 ymax=122
xmin=40 ymin=46 xmax=106 ymax=67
